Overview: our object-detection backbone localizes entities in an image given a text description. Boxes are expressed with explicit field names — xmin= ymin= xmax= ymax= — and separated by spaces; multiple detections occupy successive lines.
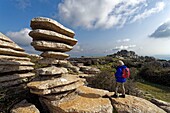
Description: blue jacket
xmin=115 ymin=65 xmax=127 ymax=83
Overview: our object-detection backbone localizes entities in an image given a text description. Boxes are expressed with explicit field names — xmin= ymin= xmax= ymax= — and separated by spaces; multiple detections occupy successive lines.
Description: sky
xmin=0 ymin=0 xmax=170 ymax=58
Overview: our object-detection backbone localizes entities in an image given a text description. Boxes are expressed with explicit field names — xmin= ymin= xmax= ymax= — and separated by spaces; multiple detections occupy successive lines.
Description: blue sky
xmin=1 ymin=0 xmax=170 ymax=58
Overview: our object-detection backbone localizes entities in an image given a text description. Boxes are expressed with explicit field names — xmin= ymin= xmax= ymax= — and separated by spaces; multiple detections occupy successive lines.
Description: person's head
xmin=117 ymin=60 xmax=124 ymax=66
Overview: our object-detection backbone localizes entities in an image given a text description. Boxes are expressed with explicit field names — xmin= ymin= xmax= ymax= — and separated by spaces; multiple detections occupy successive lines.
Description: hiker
xmin=112 ymin=60 xmax=129 ymax=98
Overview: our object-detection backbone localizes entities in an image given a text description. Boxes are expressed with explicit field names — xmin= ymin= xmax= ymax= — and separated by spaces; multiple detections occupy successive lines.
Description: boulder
xmin=29 ymin=29 xmax=77 ymax=46
xmin=42 ymin=95 xmax=113 ymax=113
xmin=0 ymin=48 xmax=28 ymax=57
xmin=36 ymin=66 xmax=68 ymax=76
xmin=111 ymin=95 xmax=166 ymax=113
xmin=150 ymin=98 xmax=170 ymax=113
xmin=0 ymin=55 xmax=30 ymax=61
xmin=30 ymin=80 xmax=84 ymax=95
xmin=10 ymin=100 xmax=40 ymax=113
xmin=27 ymin=75 xmax=81 ymax=90
xmin=31 ymin=41 xmax=73 ymax=52
xmin=0 ymin=65 xmax=34 ymax=73
xmin=40 ymin=51 xmax=69 ymax=59
xmin=0 ymin=59 xmax=34 ymax=66
xmin=30 ymin=17 xmax=75 ymax=38
xmin=0 ymin=39 xmax=24 ymax=51
xmin=0 ymin=73 xmax=35 ymax=82
xmin=76 ymin=86 xmax=109 ymax=97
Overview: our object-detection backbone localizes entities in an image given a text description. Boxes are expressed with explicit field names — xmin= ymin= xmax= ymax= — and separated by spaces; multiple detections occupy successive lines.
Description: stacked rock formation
xmin=0 ymin=32 xmax=35 ymax=111
xmin=26 ymin=17 xmax=114 ymax=113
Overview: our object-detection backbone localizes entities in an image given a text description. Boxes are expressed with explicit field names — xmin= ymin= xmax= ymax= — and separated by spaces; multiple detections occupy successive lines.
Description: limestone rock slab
xmin=76 ymin=86 xmax=109 ymax=98
xmin=0 ymin=39 xmax=24 ymax=51
xmin=36 ymin=66 xmax=68 ymax=76
xmin=30 ymin=17 xmax=75 ymax=38
xmin=30 ymin=80 xmax=84 ymax=95
xmin=10 ymin=100 xmax=40 ymax=113
xmin=29 ymin=29 xmax=77 ymax=46
xmin=0 ymin=48 xmax=28 ymax=57
xmin=111 ymin=95 xmax=166 ymax=113
xmin=38 ymin=58 xmax=69 ymax=65
xmin=42 ymin=95 xmax=113 ymax=113
xmin=0 ymin=55 xmax=30 ymax=61
xmin=31 ymin=41 xmax=73 ymax=52
xmin=0 ymin=73 xmax=35 ymax=82
xmin=0 ymin=32 xmax=14 ymax=43
xmin=0 ymin=59 xmax=34 ymax=66
xmin=27 ymin=75 xmax=81 ymax=90
xmin=0 ymin=65 xmax=34 ymax=73
xmin=0 ymin=78 xmax=29 ymax=88
xmin=40 ymin=51 xmax=69 ymax=59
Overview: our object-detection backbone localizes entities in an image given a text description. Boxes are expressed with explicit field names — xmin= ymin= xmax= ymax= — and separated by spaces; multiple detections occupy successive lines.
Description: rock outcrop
xmin=0 ymin=33 xmax=35 ymax=112
xmin=10 ymin=100 xmax=40 ymax=113
xmin=28 ymin=17 xmax=104 ymax=113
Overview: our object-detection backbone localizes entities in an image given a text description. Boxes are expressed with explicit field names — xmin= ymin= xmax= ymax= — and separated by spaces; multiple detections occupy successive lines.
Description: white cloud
xmin=6 ymin=28 xmax=32 ymax=46
xmin=150 ymin=20 xmax=170 ymax=38
xmin=115 ymin=44 xmax=136 ymax=50
xmin=117 ymin=38 xmax=130 ymax=43
xmin=15 ymin=0 xmax=31 ymax=9
xmin=58 ymin=0 xmax=165 ymax=29
xmin=70 ymin=44 xmax=84 ymax=53
xmin=131 ymin=2 xmax=165 ymax=23
xmin=6 ymin=28 xmax=38 ymax=54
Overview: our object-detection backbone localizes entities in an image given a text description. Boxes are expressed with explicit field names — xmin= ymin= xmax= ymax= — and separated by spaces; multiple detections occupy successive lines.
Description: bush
xmin=86 ymin=71 xmax=138 ymax=95
xmin=139 ymin=62 xmax=170 ymax=87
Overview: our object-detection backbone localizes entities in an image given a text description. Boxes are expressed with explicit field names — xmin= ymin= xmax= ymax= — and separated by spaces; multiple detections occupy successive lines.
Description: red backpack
xmin=122 ymin=67 xmax=130 ymax=78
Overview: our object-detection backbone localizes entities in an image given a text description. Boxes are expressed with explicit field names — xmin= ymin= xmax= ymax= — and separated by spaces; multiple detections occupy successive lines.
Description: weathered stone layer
xmin=40 ymin=51 xmax=69 ymax=59
xmin=0 ymin=48 xmax=28 ymax=57
xmin=30 ymin=17 xmax=75 ymax=38
xmin=27 ymin=75 xmax=81 ymax=90
xmin=0 ymin=65 xmax=34 ymax=73
xmin=31 ymin=41 xmax=73 ymax=52
xmin=0 ymin=59 xmax=34 ymax=66
xmin=36 ymin=66 xmax=68 ymax=76
xmin=30 ymin=80 xmax=84 ymax=95
xmin=29 ymin=29 xmax=77 ymax=46
xmin=0 ymin=73 xmax=35 ymax=82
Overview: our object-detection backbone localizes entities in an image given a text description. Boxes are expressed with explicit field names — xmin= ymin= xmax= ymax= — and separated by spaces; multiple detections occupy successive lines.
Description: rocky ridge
xmin=0 ymin=33 xmax=35 ymax=111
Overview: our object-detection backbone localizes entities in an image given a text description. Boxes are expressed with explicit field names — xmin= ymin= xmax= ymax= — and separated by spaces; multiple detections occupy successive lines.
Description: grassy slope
xmin=137 ymin=81 xmax=170 ymax=102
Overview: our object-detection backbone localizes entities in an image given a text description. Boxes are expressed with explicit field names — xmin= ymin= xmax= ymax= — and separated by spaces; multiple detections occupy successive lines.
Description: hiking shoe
xmin=119 ymin=94 xmax=125 ymax=98
xmin=111 ymin=94 xmax=118 ymax=98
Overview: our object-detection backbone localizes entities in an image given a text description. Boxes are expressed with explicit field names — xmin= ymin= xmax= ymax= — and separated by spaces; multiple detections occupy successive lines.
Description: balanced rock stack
xmin=26 ymin=17 xmax=113 ymax=113
xmin=0 ymin=32 xmax=35 ymax=111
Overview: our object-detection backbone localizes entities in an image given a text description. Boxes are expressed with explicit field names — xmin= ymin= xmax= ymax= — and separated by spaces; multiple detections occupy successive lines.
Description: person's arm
xmin=115 ymin=68 xmax=122 ymax=77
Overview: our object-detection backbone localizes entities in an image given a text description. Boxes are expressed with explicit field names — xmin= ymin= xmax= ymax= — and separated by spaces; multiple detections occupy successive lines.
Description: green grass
xmin=137 ymin=81 xmax=170 ymax=102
